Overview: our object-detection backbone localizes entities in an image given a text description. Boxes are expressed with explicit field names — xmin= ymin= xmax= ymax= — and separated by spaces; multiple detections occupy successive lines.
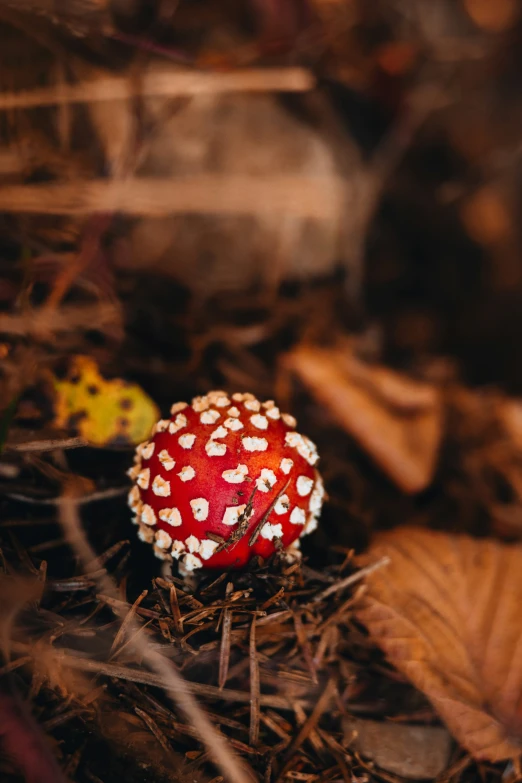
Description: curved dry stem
xmin=57 ymin=489 xmax=255 ymax=783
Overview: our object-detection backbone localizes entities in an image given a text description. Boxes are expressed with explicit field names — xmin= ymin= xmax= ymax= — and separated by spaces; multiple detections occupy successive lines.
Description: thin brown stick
xmin=249 ymin=616 xmax=260 ymax=748
xmin=5 ymin=437 xmax=87 ymax=453
xmin=6 ymin=486 xmax=128 ymax=504
xmin=213 ymin=485 xmax=258 ymax=555
xmin=96 ymin=594 xmax=162 ymax=620
xmin=310 ymin=557 xmax=391 ymax=603
xmin=0 ymin=67 xmax=314 ymax=111
xmin=249 ymin=479 xmax=291 ymax=547
xmin=169 ymin=584 xmax=183 ymax=635
xmin=11 ymin=641 xmax=297 ymax=709
xmin=0 ymin=176 xmax=347 ymax=219
xmin=277 ymin=679 xmax=337 ymax=780
xmin=109 ymin=589 xmax=148 ymax=656
xmin=134 ymin=706 xmax=175 ymax=757
xmin=219 ymin=583 xmax=234 ymax=690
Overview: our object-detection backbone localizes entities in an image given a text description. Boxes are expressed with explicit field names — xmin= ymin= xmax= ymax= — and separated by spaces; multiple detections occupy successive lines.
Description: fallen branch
xmin=0 ymin=67 xmax=314 ymax=111
xmin=0 ymin=176 xmax=347 ymax=219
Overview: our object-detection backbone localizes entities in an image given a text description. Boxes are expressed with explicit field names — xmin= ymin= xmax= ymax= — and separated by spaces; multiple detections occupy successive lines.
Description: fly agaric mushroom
xmin=128 ymin=391 xmax=324 ymax=571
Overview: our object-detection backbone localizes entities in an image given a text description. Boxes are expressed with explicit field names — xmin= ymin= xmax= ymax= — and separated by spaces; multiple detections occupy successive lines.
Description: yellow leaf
xmin=51 ymin=355 xmax=159 ymax=447
xmin=355 ymin=527 xmax=522 ymax=760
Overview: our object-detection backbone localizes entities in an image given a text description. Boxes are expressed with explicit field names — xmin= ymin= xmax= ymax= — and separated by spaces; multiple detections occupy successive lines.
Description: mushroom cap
xmin=128 ymin=391 xmax=324 ymax=571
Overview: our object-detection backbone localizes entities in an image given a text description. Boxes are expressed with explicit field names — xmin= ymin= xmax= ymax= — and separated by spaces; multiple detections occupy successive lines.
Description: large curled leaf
xmin=355 ymin=527 xmax=522 ymax=761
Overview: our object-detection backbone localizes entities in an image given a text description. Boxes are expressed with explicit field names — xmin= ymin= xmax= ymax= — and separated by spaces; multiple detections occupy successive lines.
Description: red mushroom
xmin=128 ymin=391 xmax=324 ymax=571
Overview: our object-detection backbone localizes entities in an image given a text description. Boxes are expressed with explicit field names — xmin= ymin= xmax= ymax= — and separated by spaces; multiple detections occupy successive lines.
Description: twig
xmin=4 ymin=437 xmax=87 ymax=453
xmin=169 ymin=584 xmax=183 ymax=635
xmin=212 ymin=485 xmax=258 ymax=555
xmin=6 ymin=487 xmax=127 ymax=505
xmin=219 ymin=583 xmax=234 ymax=690
xmin=109 ymin=589 xmax=148 ymax=657
xmin=277 ymin=679 xmax=336 ymax=780
xmin=10 ymin=641 xmax=297 ymax=709
xmin=0 ymin=176 xmax=347 ymax=219
xmin=249 ymin=479 xmax=291 ymax=546
xmin=109 ymin=31 xmax=191 ymax=64
xmin=0 ymin=67 xmax=314 ymax=111
xmin=134 ymin=706 xmax=175 ymax=757
xmin=249 ymin=616 xmax=260 ymax=748
xmin=310 ymin=557 xmax=391 ymax=604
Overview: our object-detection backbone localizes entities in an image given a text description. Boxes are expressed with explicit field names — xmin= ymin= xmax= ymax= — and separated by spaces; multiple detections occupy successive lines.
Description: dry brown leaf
xmin=355 ymin=527 xmax=522 ymax=761
xmin=285 ymin=344 xmax=442 ymax=493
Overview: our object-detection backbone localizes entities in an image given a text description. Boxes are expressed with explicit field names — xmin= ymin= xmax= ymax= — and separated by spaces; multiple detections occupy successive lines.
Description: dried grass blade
xmin=170 ymin=584 xmax=183 ymax=635
xmin=6 ymin=487 xmax=126 ymax=505
xmin=85 ymin=539 xmax=129 ymax=570
xmin=110 ymin=618 xmax=154 ymax=660
xmin=249 ymin=617 xmax=260 ymax=748
xmin=219 ymin=607 xmax=233 ymax=690
xmin=310 ymin=557 xmax=390 ymax=603
xmin=260 ymin=587 xmax=285 ymax=611
xmin=56 ymin=492 xmax=254 ymax=783
xmin=97 ymin=594 xmax=161 ymax=620
xmin=134 ymin=706 xmax=175 ymax=756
